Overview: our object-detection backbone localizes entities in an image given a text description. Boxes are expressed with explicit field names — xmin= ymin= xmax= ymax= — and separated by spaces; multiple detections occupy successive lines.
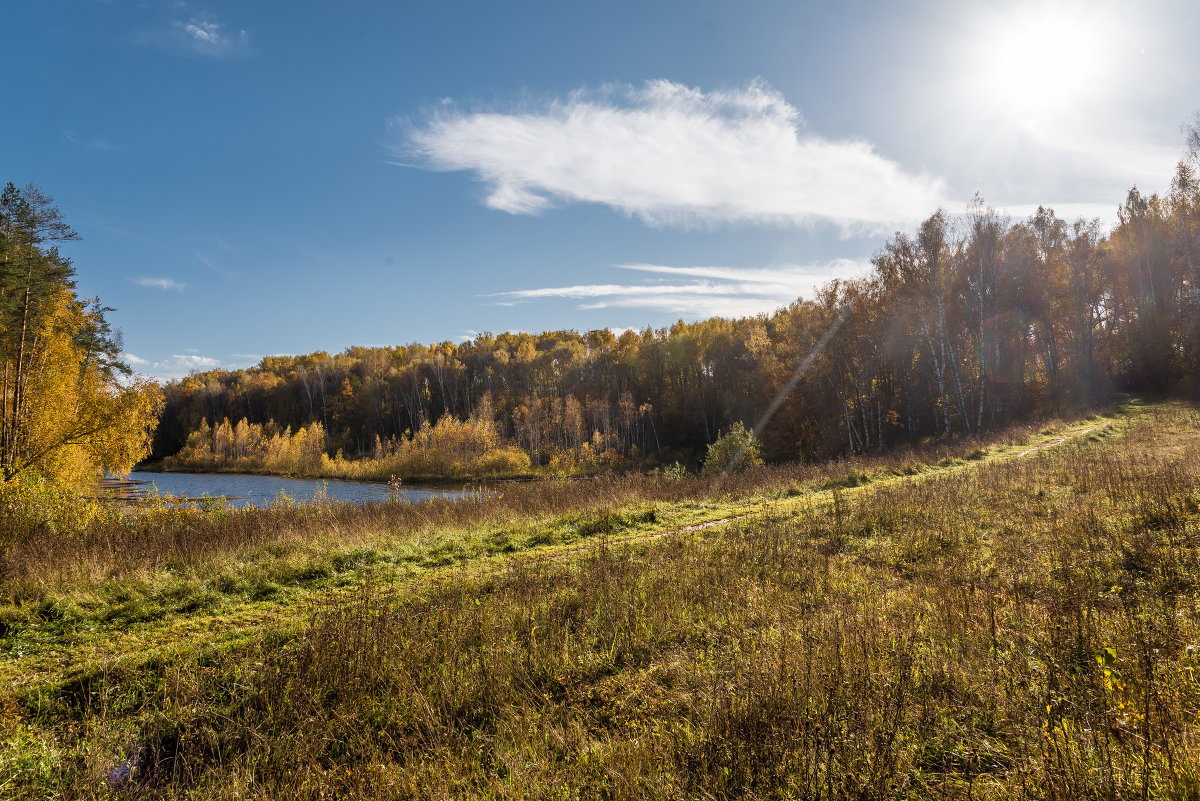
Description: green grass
xmin=7 ymin=401 xmax=1200 ymax=798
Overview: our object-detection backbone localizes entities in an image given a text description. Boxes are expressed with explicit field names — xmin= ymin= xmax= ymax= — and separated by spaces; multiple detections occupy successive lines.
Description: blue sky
xmin=5 ymin=0 xmax=1197 ymax=380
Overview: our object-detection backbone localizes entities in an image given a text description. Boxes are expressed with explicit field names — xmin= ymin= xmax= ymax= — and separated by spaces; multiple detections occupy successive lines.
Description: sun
xmin=970 ymin=3 xmax=1113 ymax=120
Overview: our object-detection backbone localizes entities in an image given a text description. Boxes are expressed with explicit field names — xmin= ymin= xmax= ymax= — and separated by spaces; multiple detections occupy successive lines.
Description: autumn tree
xmin=0 ymin=183 xmax=161 ymax=486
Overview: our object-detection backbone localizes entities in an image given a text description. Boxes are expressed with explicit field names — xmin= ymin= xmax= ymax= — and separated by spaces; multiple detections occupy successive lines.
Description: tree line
xmin=154 ymin=143 xmax=1200 ymax=471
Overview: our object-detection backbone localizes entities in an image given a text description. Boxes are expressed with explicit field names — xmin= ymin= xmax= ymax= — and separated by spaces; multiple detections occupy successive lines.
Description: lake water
xmin=108 ymin=471 xmax=467 ymax=508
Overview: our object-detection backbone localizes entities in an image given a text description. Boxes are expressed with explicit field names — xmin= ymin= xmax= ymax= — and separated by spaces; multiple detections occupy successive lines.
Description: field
xmin=2 ymin=399 xmax=1199 ymax=799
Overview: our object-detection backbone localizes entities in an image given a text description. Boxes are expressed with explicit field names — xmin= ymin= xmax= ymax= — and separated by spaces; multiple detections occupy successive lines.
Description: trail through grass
xmin=10 ymin=401 xmax=1197 ymax=799
xmin=1 ymin=410 xmax=1114 ymax=697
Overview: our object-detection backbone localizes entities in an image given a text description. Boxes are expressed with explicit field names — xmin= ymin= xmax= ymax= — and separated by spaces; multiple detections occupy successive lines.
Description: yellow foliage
xmin=171 ymin=418 xmax=327 ymax=475
xmin=6 ymin=289 xmax=162 ymax=489
xmin=0 ymin=473 xmax=114 ymax=540
xmin=330 ymin=413 xmax=530 ymax=480
xmin=167 ymin=412 xmax=531 ymax=481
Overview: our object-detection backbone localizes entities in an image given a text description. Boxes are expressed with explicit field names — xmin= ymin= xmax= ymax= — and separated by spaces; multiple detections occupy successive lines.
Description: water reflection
xmin=103 ymin=471 xmax=466 ymax=508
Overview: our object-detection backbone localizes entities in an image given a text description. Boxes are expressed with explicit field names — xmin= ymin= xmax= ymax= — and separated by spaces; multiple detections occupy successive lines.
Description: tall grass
xmin=1 ymin=417 xmax=1053 ymax=601
xmin=7 ymin=403 xmax=1198 ymax=798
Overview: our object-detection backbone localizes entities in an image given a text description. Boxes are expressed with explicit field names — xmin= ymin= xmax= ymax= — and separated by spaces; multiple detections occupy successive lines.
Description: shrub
xmin=655 ymin=461 xmax=690 ymax=480
xmin=702 ymin=422 xmax=764 ymax=477
xmin=0 ymin=474 xmax=107 ymax=541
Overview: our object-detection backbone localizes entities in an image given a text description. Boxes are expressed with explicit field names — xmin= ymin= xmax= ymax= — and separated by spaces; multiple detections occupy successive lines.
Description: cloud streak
xmin=489 ymin=260 xmax=871 ymax=318
xmin=121 ymin=352 xmax=222 ymax=381
xmin=64 ymin=131 xmax=116 ymax=151
xmin=175 ymin=16 xmax=248 ymax=57
xmin=402 ymin=80 xmax=948 ymax=233
xmin=133 ymin=276 xmax=187 ymax=291
xmin=139 ymin=11 xmax=249 ymax=59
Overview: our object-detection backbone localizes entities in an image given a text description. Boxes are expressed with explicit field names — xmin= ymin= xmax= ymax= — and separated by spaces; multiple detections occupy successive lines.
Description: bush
xmin=701 ymin=422 xmax=764 ymax=476
xmin=0 ymin=474 xmax=107 ymax=541
xmin=655 ymin=462 xmax=690 ymax=480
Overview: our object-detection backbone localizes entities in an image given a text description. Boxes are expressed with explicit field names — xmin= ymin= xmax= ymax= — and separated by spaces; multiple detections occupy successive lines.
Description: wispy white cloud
xmin=133 ymin=276 xmax=187 ymax=291
xmin=489 ymin=260 xmax=870 ymax=318
xmin=1042 ymin=130 xmax=1181 ymax=191
xmin=114 ymin=352 xmax=150 ymax=386
xmin=139 ymin=11 xmax=249 ymax=59
xmin=999 ymin=202 xmax=1122 ymax=227
xmin=992 ymin=123 xmax=1184 ymax=227
xmin=122 ymin=352 xmax=269 ymax=381
xmin=118 ymin=353 xmax=222 ymax=381
xmin=176 ymin=15 xmax=248 ymax=57
xmin=178 ymin=354 xmax=218 ymax=369
xmin=64 ymin=131 xmax=116 ymax=151
xmin=193 ymin=250 xmax=237 ymax=276
xmin=149 ymin=353 xmax=223 ymax=381
xmin=401 ymin=80 xmax=948 ymax=234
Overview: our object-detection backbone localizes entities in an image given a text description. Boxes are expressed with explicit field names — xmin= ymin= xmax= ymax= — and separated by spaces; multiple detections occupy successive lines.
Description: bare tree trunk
xmin=920 ymin=314 xmax=951 ymax=436
xmin=977 ymin=247 xmax=987 ymax=432
xmin=4 ymin=267 xmax=34 ymax=474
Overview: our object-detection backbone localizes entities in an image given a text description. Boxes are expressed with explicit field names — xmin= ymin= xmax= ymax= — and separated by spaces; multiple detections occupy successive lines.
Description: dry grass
xmin=0 ymin=416 xmax=1062 ymax=599
xmin=5 ymin=401 xmax=1199 ymax=799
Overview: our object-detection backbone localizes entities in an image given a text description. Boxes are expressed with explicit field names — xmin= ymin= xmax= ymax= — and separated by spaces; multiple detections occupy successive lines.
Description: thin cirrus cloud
xmin=489 ymin=260 xmax=872 ymax=319
xmin=138 ymin=13 xmax=249 ymax=59
xmin=175 ymin=17 xmax=247 ymax=57
xmin=401 ymin=80 xmax=948 ymax=234
xmin=64 ymin=131 xmax=116 ymax=151
xmin=132 ymin=276 xmax=187 ymax=291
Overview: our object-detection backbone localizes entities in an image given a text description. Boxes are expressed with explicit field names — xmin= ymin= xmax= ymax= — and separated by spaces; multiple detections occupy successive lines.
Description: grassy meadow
xmin=2 ymin=400 xmax=1200 ymax=799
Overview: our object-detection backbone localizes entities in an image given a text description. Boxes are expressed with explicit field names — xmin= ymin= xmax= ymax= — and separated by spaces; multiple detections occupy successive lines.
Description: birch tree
xmin=0 ymin=184 xmax=161 ymax=485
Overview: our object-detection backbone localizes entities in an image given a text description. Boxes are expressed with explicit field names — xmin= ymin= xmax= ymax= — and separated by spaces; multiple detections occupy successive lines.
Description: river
xmin=106 ymin=471 xmax=470 ymax=508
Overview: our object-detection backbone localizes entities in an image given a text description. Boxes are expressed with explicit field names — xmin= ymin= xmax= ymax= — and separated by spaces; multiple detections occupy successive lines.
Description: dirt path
xmin=1015 ymin=425 xmax=1100 ymax=457
xmin=471 ymin=416 xmax=1116 ymax=577
xmin=617 ymin=418 xmax=1112 ymax=550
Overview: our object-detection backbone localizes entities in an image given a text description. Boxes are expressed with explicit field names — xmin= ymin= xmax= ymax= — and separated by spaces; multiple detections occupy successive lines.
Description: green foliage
xmin=701 ymin=421 xmax=764 ymax=476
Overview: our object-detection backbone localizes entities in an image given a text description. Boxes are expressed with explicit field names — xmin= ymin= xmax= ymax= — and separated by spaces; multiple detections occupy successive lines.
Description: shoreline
xmin=133 ymin=460 xmax=639 ymax=488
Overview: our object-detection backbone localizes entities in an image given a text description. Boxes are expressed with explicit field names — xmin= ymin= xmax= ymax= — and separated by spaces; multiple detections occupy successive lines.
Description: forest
xmin=4 ymin=134 xmax=1199 ymax=488
xmin=155 ymin=151 xmax=1200 ymax=477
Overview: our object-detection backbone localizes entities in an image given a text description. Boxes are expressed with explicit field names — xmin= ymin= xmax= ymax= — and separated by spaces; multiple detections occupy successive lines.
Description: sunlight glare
xmin=974 ymin=4 xmax=1112 ymax=120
